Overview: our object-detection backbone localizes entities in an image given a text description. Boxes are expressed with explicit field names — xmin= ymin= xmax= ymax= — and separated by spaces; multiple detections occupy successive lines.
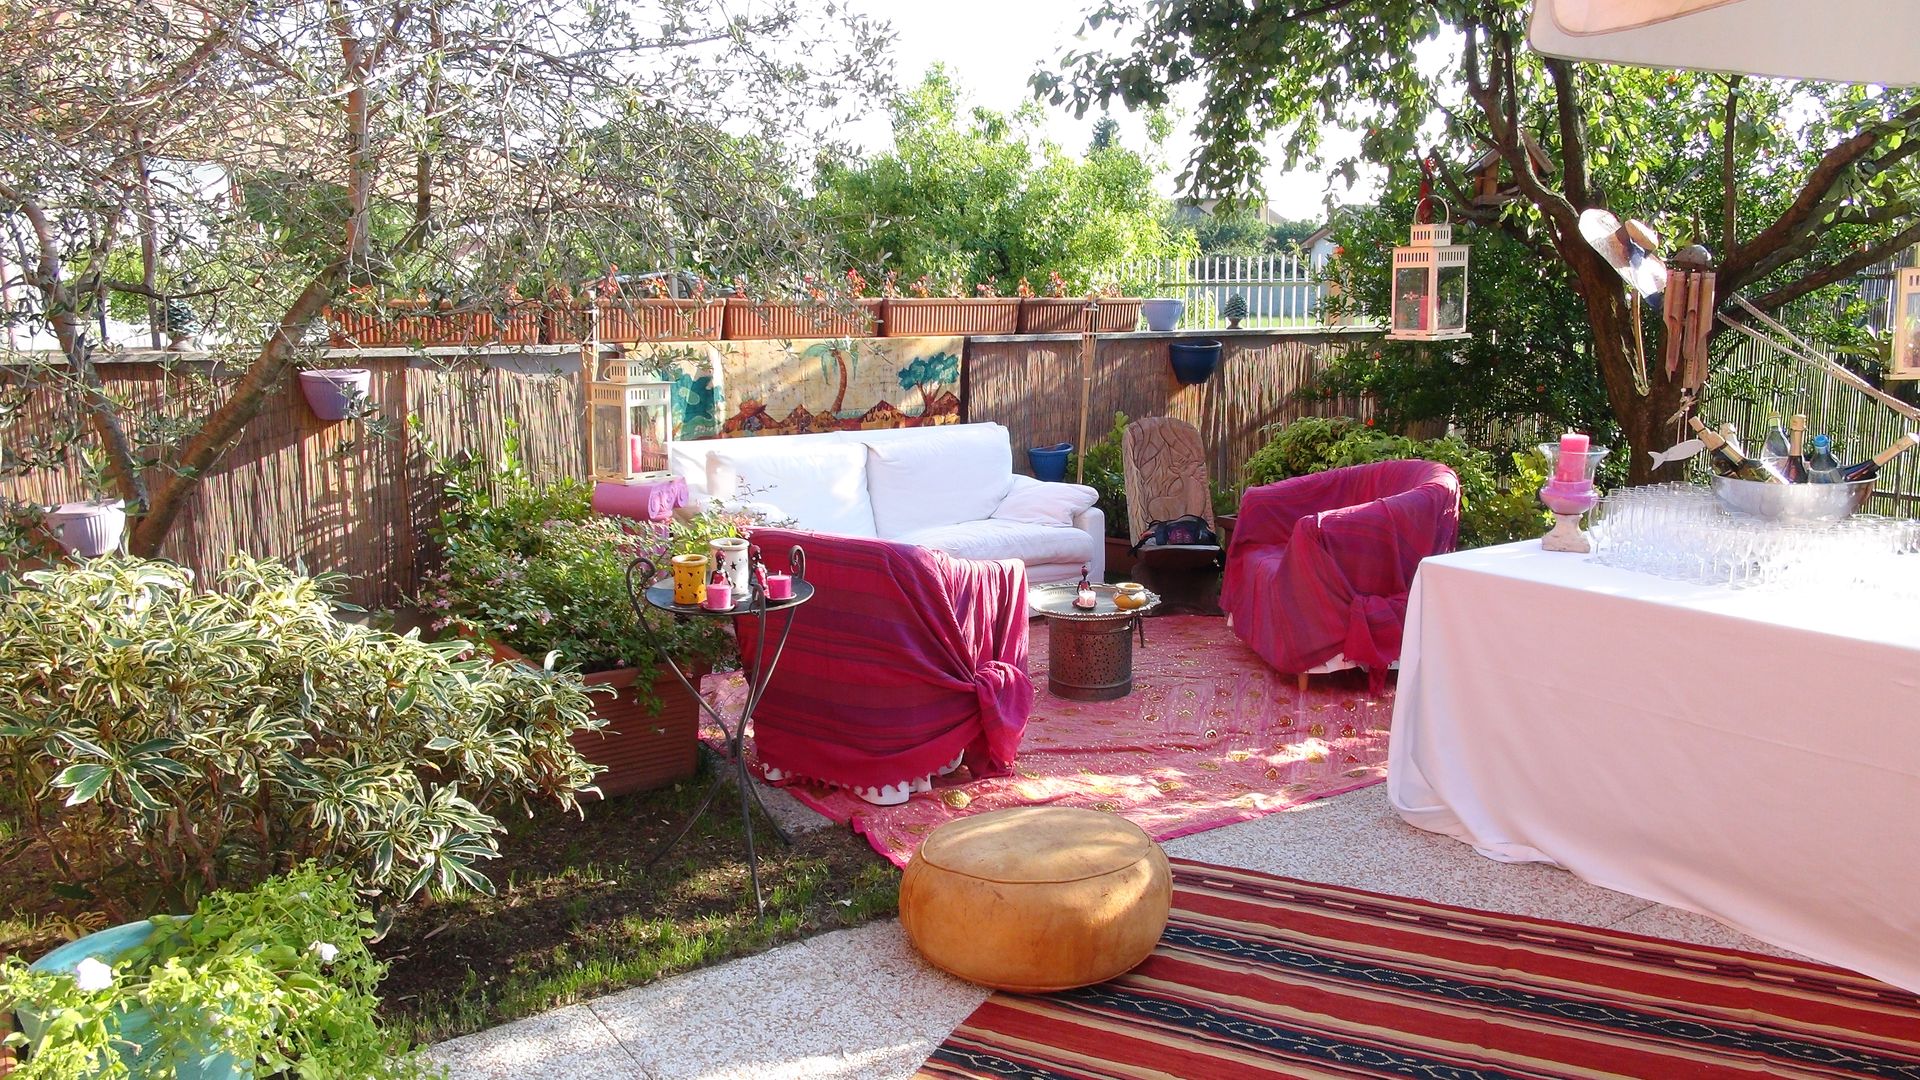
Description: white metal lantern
xmin=1386 ymin=219 xmax=1471 ymax=342
xmin=589 ymin=359 xmax=674 ymax=483
xmin=1892 ymin=267 xmax=1920 ymax=381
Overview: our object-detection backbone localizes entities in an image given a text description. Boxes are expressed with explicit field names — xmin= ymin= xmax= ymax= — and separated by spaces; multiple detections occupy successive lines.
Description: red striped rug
xmin=918 ymin=860 xmax=1920 ymax=1079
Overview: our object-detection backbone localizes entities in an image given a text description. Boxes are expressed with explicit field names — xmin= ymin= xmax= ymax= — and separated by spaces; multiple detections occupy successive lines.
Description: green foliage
xmin=1242 ymin=418 xmax=1549 ymax=548
xmin=1065 ymin=412 xmax=1132 ymax=538
xmin=0 ymin=556 xmax=602 ymax=915
xmin=814 ymin=67 xmax=1193 ymax=295
xmin=419 ymin=438 xmax=734 ymax=679
xmin=1221 ymin=294 xmax=1249 ymax=324
xmin=0 ymin=866 xmax=437 ymax=1079
xmin=1183 ymin=207 xmax=1320 ymax=256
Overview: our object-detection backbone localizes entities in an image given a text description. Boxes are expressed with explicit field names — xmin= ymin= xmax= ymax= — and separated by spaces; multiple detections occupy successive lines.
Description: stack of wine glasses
xmin=1587 ymin=483 xmax=1920 ymax=597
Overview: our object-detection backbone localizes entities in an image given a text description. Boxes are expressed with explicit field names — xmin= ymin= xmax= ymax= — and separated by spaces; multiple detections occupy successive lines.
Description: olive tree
xmin=0 ymin=0 xmax=888 ymax=552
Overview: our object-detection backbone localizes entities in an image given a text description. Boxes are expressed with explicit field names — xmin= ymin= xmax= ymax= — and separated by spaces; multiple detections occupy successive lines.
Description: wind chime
xmin=1385 ymin=158 xmax=1470 ymax=343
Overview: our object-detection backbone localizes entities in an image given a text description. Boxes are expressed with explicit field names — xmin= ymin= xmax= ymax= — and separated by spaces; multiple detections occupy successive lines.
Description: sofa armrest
xmin=1074 ymin=506 xmax=1106 ymax=580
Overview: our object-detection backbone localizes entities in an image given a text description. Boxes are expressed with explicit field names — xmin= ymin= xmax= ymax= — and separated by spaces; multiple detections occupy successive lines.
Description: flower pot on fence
xmin=1017 ymin=298 xmax=1143 ymax=334
xmin=723 ymin=298 xmax=882 ymax=340
xmin=299 ymin=369 xmax=373 ymax=421
xmin=500 ymin=302 xmax=544 ymax=345
xmin=1141 ymin=298 xmax=1187 ymax=332
xmin=543 ymin=303 xmax=593 ymax=344
xmin=44 ymin=499 xmax=126 ymax=558
xmin=323 ymin=301 xmax=495 ymax=347
xmin=881 ymin=297 xmax=1020 ymax=336
xmin=1168 ymin=340 xmax=1223 ymax=385
xmin=597 ymin=299 xmax=725 ymax=343
xmin=1028 ymin=442 xmax=1072 ymax=482
xmin=18 ymin=921 xmax=248 ymax=1080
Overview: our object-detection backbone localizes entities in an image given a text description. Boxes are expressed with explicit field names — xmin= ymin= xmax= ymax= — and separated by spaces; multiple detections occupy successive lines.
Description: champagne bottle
xmin=1761 ymin=413 xmax=1792 ymax=473
xmin=1805 ymin=435 xmax=1842 ymax=484
xmin=1786 ymin=414 xmax=1809 ymax=483
xmin=1689 ymin=416 xmax=1785 ymax=483
xmin=1836 ymin=432 xmax=1920 ymax=482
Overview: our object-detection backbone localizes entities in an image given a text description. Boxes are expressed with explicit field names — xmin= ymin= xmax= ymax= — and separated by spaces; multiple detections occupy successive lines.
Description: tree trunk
xmin=1569 ymin=248 xmax=1687 ymax=486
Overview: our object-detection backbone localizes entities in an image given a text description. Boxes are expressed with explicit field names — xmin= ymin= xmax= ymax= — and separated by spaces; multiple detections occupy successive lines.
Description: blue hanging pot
xmin=1168 ymin=340 xmax=1223 ymax=385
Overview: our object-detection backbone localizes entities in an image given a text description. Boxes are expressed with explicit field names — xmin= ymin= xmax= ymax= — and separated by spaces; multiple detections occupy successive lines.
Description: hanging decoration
xmin=1578 ymin=208 xmax=1667 ymax=396
xmin=1385 ymin=157 xmax=1471 ymax=342
xmin=1892 ymin=265 xmax=1920 ymax=381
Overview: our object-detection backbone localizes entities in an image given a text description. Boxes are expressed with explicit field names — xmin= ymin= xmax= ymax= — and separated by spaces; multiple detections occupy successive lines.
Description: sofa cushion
xmin=864 ymin=425 xmax=1013 ymax=537
xmin=673 ymin=431 xmax=853 ymax=503
xmin=991 ymin=475 xmax=1099 ymax=528
xmin=708 ymin=441 xmax=876 ymax=538
xmin=899 ymin=519 xmax=1096 ymax=568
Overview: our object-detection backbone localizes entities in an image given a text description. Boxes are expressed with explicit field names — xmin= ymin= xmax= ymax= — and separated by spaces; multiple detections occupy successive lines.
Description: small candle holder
xmin=1538 ymin=442 xmax=1610 ymax=553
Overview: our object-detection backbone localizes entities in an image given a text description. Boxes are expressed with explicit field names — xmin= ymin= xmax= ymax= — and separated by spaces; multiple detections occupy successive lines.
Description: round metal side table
xmin=627 ymin=547 xmax=813 ymax=917
xmin=1028 ymin=583 xmax=1162 ymax=701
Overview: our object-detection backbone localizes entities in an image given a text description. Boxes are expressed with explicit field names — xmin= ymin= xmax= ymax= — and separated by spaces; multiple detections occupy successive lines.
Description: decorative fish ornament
xmin=1647 ymin=439 xmax=1704 ymax=469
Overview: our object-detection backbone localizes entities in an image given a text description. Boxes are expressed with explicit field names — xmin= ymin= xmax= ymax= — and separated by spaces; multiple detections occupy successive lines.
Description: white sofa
xmin=669 ymin=423 xmax=1104 ymax=585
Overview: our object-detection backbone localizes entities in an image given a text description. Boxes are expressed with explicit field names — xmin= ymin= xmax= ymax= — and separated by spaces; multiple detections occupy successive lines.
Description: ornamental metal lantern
xmin=589 ymin=358 xmax=674 ymax=483
xmin=1892 ymin=266 xmax=1920 ymax=381
xmin=1386 ymin=158 xmax=1470 ymax=343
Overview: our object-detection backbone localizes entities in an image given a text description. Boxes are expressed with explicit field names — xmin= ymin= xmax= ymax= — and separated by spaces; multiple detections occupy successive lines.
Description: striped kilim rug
xmin=918 ymin=860 xmax=1920 ymax=1079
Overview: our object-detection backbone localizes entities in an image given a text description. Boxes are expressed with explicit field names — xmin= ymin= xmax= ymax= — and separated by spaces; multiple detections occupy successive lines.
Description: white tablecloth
xmin=1389 ymin=541 xmax=1920 ymax=992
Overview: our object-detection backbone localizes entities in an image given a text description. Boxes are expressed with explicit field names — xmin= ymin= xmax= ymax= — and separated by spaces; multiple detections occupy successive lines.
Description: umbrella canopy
xmin=1529 ymin=0 xmax=1920 ymax=86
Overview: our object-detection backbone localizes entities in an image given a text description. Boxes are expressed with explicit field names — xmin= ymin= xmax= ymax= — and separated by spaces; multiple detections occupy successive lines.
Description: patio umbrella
xmin=1528 ymin=0 xmax=1920 ymax=86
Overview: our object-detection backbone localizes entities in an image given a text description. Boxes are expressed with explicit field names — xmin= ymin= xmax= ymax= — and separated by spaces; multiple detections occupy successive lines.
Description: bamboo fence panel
xmin=965 ymin=330 xmax=1377 ymax=489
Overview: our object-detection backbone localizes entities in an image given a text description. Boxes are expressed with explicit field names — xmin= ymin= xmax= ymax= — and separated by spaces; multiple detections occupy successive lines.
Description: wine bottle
xmin=1689 ymin=416 xmax=1785 ymax=483
xmin=1805 ymin=435 xmax=1842 ymax=484
xmin=1786 ymin=413 xmax=1809 ymax=483
xmin=1761 ymin=413 xmax=1792 ymax=473
xmin=1836 ymin=432 xmax=1920 ymax=483
xmin=1718 ymin=423 xmax=1743 ymax=456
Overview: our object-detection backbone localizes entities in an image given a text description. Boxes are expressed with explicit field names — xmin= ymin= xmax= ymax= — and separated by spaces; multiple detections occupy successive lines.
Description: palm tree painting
xmin=800 ymin=339 xmax=858 ymax=418
xmin=895 ymin=351 xmax=961 ymax=415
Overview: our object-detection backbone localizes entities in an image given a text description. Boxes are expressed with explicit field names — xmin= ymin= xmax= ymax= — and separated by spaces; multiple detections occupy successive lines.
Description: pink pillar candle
xmin=1555 ymin=432 xmax=1590 ymax=483
xmin=765 ymin=573 xmax=794 ymax=600
xmin=703 ymin=580 xmax=733 ymax=611
xmin=628 ymin=432 xmax=645 ymax=474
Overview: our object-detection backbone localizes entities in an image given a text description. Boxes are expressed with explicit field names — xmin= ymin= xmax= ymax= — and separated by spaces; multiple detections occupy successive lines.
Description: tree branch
xmin=1741 ymin=223 xmax=1920 ymax=316
xmin=1719 ymin=76 xmax=1741 ymax=260
xmin=1544 ymin=59 xmax=1587 ymax=206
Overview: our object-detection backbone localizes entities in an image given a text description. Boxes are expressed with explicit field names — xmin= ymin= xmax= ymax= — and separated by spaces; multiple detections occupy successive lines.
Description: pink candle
xmin=765 ymin=573 xmax=793 ymax=600
xmin=1555 ymin=432 xmax=1590 ymax=483
xmin=703 ymin=580 xmax=733 ymax=611
xmin=628 ymin=432 xmax=645 ymax=473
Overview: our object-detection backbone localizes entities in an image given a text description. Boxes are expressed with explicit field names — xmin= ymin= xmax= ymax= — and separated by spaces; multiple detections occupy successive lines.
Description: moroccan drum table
xmin=1028 ymin=583 xmax=1161 ymax=701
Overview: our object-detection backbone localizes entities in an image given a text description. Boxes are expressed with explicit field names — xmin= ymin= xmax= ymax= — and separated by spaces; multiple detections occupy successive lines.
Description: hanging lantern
xmin=588 ymin=358 xmax=674 ymax=483
xmin=1386 ymin=158 xmax=1471 ymax=343
xmin=1892 ymin=266 xmax=1920 ymax=381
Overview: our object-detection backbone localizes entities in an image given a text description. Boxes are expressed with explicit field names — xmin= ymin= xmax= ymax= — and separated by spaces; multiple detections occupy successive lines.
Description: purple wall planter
xmin=299 ymin=368 xmax=373 ymax=421
xmin=46 ymin=499 xmax=126 ymax=557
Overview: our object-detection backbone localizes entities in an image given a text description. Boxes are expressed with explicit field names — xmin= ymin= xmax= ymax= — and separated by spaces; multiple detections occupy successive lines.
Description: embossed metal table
xmin=628 ymin=547 xmax=813 ymax=917
xmin=1027 ymin=583 xmax=1161 ymax=701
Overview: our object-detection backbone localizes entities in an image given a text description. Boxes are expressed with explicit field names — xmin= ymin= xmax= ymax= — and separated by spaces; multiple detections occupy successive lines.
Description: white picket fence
xmin=1114 ymin=254 xmax=1332 ymax=329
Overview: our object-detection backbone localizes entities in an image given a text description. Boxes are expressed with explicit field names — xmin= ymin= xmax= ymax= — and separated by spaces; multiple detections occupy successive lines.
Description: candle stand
xmin=1540 ymin=441 xmax=1610 ymax=553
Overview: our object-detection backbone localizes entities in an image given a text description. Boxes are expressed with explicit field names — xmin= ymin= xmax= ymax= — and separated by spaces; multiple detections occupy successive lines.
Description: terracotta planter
xmin=881 ymin=297 xmax=1020 ymax=337
xmin=597 ymin=299 xmax=725 ymax=343
xmin=1017 ymin=298 xmax=1143 ymax=334
xmin=324 ymin=301 xmax=495 ymax=347
xmin=500 ymin=302 xmax=544 ymax=345
xmin=486 ymin=639 xmax=708 ymax=797
xmin=543 ymin=303 xmax=593 ymax=344
xmin=723 ymin=298 xmax=881 ymax=340
xmin=1104 ymin=535 xmax=1136 ymax=576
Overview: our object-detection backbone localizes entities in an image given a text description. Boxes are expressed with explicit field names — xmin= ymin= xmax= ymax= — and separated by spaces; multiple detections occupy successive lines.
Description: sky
xmin=838 ymin=0 xmax=1379 ymax=224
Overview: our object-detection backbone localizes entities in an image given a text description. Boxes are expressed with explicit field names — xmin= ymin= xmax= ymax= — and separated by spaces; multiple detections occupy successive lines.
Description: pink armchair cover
xmin=735 ymin=528 xmax=1033 ymax=791
xmin=1220 ymin=460 xmax=1460 ymax=679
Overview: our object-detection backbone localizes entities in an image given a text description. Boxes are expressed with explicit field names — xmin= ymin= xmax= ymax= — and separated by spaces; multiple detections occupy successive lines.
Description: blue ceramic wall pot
xmin=1168 ymin=340 xmax=1223 ymax=385
xmin=1028 ymin=442 xmax=1073 ymax=482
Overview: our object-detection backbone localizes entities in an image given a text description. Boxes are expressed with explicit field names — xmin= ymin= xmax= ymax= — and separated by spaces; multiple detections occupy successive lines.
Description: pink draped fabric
xmin=1221 ymin=460 xmax=1460 ymax=681
xmin=735 ymin=528 xmax=1033 ymax=791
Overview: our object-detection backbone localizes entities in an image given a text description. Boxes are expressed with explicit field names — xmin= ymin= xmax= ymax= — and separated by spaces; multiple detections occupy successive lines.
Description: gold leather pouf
xmin=898 ymin=806 xmax=1172 ymax=992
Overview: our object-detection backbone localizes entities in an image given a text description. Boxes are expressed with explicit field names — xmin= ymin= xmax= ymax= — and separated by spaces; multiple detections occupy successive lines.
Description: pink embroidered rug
xmin=700 ymin=615 xmax=1393 ymax=868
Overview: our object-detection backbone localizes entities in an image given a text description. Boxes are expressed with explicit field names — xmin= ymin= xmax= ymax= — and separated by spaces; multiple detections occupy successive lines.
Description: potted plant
xmin=420 ymin=442 xmax=740 ymax=797
xmin=592 ymin=271 xmax=725 ymax=342
xmin=1223 ymin=294 xmax=1249 ymax=330
xmin=1017 ymin=273 xmax=1143 ymax=333
xmin=2 ymin=867 xmax=435 ymax=1078
xmin=882 ymin=274 xmax=1021 ymax=336
xmin=43 ymin=498 xmax=126 ymax=558
xmin=1067 ymin=412 xmax=1135 ymax=573
xmin=1141 ymin=296 xmax=1187 ymax=332
xmin=1168 ymin=339 xmax=1224 ymax=385
xmin=298 ymin=366 xmax=373 ymax=421
xmin=725 ymin=271 xmax=882 ymax=340
xmin=324 ymin=291 xmax=497 ymax=347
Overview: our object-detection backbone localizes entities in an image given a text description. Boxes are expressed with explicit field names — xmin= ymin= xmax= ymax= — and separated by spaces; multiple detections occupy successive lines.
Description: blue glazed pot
xmin=1168 ymin=340 xmax=1223 ymax=385
xmin=1028 ymin=442 xmax=1073 ymax=482
xmin=20 ymin=921 xmax=250 ymax=1079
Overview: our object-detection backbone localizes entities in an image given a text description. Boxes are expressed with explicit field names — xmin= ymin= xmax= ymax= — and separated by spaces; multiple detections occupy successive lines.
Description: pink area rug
xmin=700 ymin=615 xmax=1392 ymax=868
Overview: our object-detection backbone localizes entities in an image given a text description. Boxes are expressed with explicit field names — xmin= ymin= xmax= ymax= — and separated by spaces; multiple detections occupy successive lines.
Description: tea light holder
xmin=1539 ymin=440 xmax=1610 ymax=553
xmin=765 ymin=572 xmax=794 ymax=600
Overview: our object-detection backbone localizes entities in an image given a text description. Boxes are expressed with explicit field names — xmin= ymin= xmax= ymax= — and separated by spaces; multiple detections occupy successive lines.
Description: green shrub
xmin=0 ymin=555 xmax=603 ymax=915
xmin=1242 ymin=417 xmax=1549 ymax=547
xmin=1065 ymin=412 xmax=1131 ymax=539
xmin=0 ymin=866 xmax=438 ymax=1078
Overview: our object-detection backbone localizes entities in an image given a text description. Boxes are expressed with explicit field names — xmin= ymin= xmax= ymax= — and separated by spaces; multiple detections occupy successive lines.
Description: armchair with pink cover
xmin=736 ymin=528 xmax=1034 ymax=807
xmin=1220 ymin=460 xmax=1460 ymax=689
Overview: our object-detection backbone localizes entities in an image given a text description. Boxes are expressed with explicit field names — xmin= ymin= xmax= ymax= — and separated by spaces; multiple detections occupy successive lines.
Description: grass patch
xmin=374 ymin=755 xmax=900 ymax=1045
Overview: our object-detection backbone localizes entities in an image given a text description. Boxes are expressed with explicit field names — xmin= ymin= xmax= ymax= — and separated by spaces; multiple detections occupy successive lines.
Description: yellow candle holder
xmin=1113 ymin=582 xmax=1148 ymax=610
xmin=671 ymin=553 xmax=709 ymax=606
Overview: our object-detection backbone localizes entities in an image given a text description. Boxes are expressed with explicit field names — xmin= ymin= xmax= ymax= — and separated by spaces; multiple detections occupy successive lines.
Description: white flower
xmin=310 ymin=941 xmax=339 ymax=965
xmin=73 ymin=957 xmax=114 ymax=992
